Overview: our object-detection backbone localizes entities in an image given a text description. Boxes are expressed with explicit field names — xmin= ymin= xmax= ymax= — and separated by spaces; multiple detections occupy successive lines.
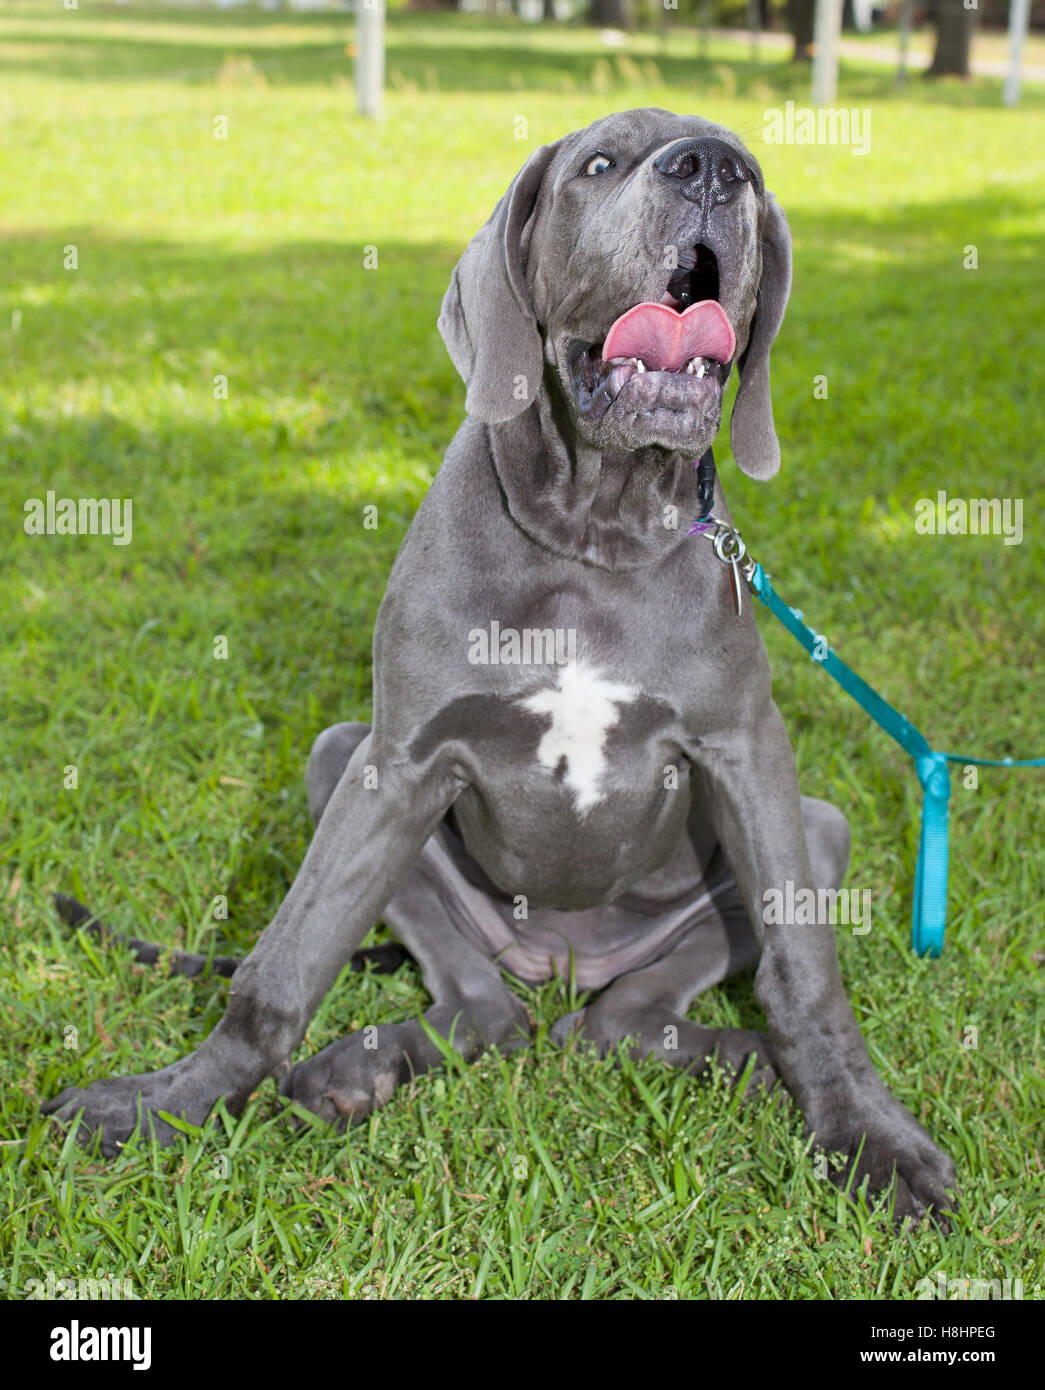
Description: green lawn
xmin=1 ymin=5 xmax=1043 ymax=1301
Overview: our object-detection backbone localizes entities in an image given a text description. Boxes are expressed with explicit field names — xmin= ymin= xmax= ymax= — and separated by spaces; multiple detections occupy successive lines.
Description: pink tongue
xmin=602 ymin=299 xmax=736 ymax=371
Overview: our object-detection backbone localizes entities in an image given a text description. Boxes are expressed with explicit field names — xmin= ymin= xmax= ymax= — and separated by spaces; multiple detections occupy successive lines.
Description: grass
xmin=1 ymin=4 xmax=1043 ymax=1301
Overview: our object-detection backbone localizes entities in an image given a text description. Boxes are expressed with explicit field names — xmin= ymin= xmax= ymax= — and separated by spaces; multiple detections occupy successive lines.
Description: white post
xmin=747 ymin=0 xmax=761 ymax=63
xmin=356 ymin=0 xmax=385 ymax=120
xmin=811 ymin=0 xmax=843 ymax=107
xmin=1004 ymin=0 xmax=1031 ymax=107
xmin=897 ymin=0 xmax=913 ymax=85
xmin=698 ymin=0 xmax=712 ymax=62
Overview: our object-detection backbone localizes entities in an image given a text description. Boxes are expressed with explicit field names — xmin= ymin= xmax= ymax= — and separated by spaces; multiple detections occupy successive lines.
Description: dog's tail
xmin=51 ymin=893 xmax=409 ymax=979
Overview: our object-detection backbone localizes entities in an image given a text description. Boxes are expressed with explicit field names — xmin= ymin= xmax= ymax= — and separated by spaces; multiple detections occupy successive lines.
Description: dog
xmin=46 ymin=108 xmax=956 ymax=1226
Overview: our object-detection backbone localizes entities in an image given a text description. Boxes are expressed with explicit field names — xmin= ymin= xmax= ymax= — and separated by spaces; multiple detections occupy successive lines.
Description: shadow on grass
xmin=3 ymin=180 xmax=1040 ymax=478
xmin=3 ymin=182 xmax=1041 ymax=602
xmin=2 ymin=186 xmax=1039 ymax=801
xmin=2 ymin=189 xmax=1041 ymax=1006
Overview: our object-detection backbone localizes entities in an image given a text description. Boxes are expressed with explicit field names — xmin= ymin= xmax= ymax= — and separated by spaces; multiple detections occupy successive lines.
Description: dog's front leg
xmin=44 ymin=734 xmax=461 ymax=1155
xmin=695 ymin=701 xmax=956 ymax=1225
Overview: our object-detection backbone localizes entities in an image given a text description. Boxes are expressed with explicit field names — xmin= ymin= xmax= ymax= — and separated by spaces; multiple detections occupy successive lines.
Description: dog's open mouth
xmin=571 ymin=246 xmax=735 ymax=421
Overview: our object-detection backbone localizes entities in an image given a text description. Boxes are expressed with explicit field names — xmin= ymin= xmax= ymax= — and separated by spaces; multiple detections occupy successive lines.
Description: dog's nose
xmin=653 ymin=137 xmax=748 ymax=206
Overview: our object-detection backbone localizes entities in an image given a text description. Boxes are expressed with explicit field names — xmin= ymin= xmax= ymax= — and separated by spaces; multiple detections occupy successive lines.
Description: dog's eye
xmin=583 ymin=152 xmax=614 ymax=177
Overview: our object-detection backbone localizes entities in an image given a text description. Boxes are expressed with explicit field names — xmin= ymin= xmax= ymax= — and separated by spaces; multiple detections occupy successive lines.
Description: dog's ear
xmin=438 ymin=142 xmax=559 ymax=424
xmin=729 ymin=194 xmax=792 ymax=480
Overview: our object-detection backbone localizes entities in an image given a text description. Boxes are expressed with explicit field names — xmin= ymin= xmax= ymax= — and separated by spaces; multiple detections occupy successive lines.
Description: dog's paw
xmin=549 ymin=1008 xmax=589 ymax=1049
xmin=283 ymin=1000 xmax=532 ymax=1129
xmin=684 ymin=1027 xmax=779 ymax=1096
xmin=280 ymin=1031 xmax=406 ymax=1129
xmin=811 ymin=1096 xmax=957 ymax=1231
xmin=551 ymin=1007 xmax=778 ymax=1097
xmin=42 ymin=1062 xmax=218 ymax=1157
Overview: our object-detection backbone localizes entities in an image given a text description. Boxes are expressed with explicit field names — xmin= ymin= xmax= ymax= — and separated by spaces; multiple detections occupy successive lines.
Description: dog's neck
xmin=486 ymin=385 xmax=717 ymax=572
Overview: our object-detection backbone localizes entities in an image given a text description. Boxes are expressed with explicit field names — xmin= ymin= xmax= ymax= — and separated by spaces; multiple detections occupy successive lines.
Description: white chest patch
xmin=518 ymin=661 xmax=637 ymax=814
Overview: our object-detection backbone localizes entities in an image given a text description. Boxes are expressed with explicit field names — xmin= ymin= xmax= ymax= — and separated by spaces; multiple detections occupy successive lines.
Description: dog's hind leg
xmin=550 ymin=890 xmax=778 ymax=1091
xmin=305 ymin=720 xmax=372 ymax=826
xmin=281 ymin=817 xmax=532 ymax=1126
xmin=550 ymin=797 xmax=850 ymax=1093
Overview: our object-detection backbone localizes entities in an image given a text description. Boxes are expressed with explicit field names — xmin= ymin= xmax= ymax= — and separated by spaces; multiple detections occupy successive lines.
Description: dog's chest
xmin=516 ymin=660 xmax=640 ymax=814
xmin=453 ymin=652 xmax=688 ymax=906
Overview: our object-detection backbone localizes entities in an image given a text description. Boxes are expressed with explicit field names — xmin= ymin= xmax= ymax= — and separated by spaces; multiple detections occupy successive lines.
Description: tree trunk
xmin=589 ymin=0 xmax=628 ymax=26
xmin=926 ymin=0 xmax=974 ymax=77
xmin=788 ymin=0 xmax=815 ymax=60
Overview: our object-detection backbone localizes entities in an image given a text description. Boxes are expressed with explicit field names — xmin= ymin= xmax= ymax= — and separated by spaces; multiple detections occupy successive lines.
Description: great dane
xmin=46 ymin=108 xmax=956 ymax=1225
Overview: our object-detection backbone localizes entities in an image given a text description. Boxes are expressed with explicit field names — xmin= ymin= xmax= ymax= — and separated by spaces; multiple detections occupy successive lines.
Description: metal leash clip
xmin=702 ymin=520 xmax=758 ymax=616
xmin=687 ymin=456 xmax=758 ymax=616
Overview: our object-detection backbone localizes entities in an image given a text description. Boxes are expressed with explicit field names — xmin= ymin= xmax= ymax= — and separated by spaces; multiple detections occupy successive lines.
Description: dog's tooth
xmin=635 ymin=359 xmax=646 ymax=373
xmin=685 ymin=360 xmax=696 ymax=374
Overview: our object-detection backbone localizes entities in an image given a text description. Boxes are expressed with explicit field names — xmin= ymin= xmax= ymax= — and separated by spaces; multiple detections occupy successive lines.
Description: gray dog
xmin=46 ymin=108 xmax=955 ymax=1225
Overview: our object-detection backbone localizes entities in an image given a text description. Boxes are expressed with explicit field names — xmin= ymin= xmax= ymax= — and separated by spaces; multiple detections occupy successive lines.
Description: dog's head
xmin=438 ymin=108 xmax=791 ymax=479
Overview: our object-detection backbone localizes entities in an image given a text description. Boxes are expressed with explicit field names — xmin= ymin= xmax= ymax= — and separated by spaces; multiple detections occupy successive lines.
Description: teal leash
xmin=688 ymin=513 xmax=1045 ymax=957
